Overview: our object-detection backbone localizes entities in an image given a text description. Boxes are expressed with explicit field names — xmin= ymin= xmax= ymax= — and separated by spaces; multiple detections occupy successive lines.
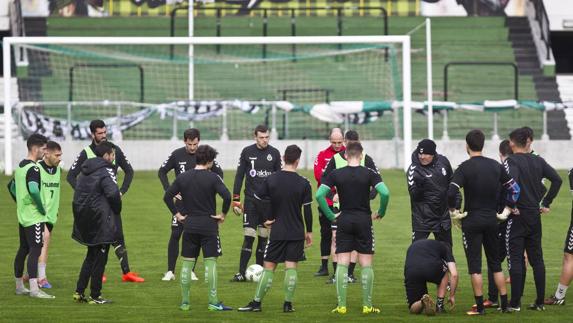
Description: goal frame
xmin=2 ymin=35 xmax=411 ymax=175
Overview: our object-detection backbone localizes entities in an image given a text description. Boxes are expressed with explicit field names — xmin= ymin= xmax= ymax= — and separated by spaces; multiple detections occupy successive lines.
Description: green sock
xmin=284 ymin=268 xmax=298 ymax=302
xmin=336 ymin=264 xmax=349 ymax=307
xmin=204 ymin=257 xmax=218 ymax=305
xmin=180 ymin=259 xmax=195 ymax=305
xmin=361 ymin=266 xmax=374 ymax=307
xmin=254 ymin=269 xmax=274 ymax=302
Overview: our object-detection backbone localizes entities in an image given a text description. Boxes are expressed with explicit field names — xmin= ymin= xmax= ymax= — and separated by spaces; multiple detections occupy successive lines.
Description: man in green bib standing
xmin=36 ymin=141 xmax=63 ymax=289
xmin=67 ymin=119 xmax=143 ymax=283
xmin=320 ymin=130 xmax=380 ymax=284
xmin=10 ymin=134 xmax=54 ymax=298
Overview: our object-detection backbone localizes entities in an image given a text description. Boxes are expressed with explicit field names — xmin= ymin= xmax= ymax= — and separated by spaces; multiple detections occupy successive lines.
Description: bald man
xmin=313 ymin=128 xmax=345 ymax=276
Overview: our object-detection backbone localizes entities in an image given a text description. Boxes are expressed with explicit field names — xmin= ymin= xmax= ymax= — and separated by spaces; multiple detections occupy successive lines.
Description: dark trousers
xmin=76 ymin=244 xmax=110 ymax=299
xmin=487 ymin=221 xmax=508 ymax=301
xmin=507 ymin=212 xmax=545 ymax=307
xmin=318 ymin=208 xmax=333 ymax=257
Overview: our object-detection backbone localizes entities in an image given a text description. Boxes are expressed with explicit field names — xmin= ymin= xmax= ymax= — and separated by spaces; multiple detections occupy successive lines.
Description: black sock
xmin=255 ymin=236 xmax=267 ymax=266
xmin=321 ymin=259 xmax=328 ymax=270
xmin=437 ymin=297 xmax=445 ymax=310
xmin=348 ymin=262 xmax=356 ymax=276
xmin=114 ymin=244 xmax=130 ymax=274
xmin=239 ymin=236 xmax=255 ymax=275
xmin=475 ymin=295 xmax=484 ymax=312
xmin=332 ymin=262 xmax=337 ymax=274
xmin=500 ymin=294 xmax=508 ymax=310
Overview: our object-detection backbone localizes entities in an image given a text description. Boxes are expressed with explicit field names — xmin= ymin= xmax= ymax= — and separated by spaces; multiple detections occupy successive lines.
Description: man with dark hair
xmin=545 ymin=167 xmax=573 ymax=305
xmin=321 ymin=130 xmax=379 ymax=283
xmin=239 ymin=145 xmax=313 ymax=313
xmin=163 ymin=145 xmax=232 ymax=312
xmin=158 ymin=128 xmax=223 ymax=282
xmin=8 ymin=140 xmax=63 ymax=290
xmin=36 ymin=141 xmax=62 ymax=289
xmin=67 ymin=119 xmax=142 ymax=283
xmin=479 ymin=139 xmax=514 ymax=309
xmin=316 ymin=142 xmax=390 ymax=314
xmin=313 ymin=128 xmax=345 ymax=277
xmin=407 ymin=139 xmax=458 ymax=254
xmin=10 ymin=134 xmax=54 ymax=299
xmin=404 ymin=239 xmax=458 ymax=316
xmin=505 ymin=127 xmax=562 ymax=311
xmin=72 ymin=141 xmax=120 ymax=304
xmin=447 ymin=129 xmax=520 ymax=315
xmin=231 ymin=124 xmax=282 ymax=282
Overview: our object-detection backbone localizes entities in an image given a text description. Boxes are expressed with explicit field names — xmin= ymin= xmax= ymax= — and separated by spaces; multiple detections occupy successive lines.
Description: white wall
xmin=2 ymin=139 xmax=572 ymax=173
xmin=545 ymin=0 xmax=573 ymax=31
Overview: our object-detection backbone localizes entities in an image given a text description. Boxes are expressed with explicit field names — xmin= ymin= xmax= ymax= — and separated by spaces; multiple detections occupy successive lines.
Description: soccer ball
xmin=245 ymin=264 xmax=264 ymax=282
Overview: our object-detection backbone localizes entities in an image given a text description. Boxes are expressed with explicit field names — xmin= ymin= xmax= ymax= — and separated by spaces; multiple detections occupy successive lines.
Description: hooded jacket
xmin=407 ymin=151 xmax=458 ymax=232
xmin=72 ymin=157 xmax=121 ymax=246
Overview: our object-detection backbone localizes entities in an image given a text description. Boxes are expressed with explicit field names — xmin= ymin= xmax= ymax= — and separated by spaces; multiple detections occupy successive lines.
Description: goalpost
xmin=2 ymin=36 xmax=411 ymax=175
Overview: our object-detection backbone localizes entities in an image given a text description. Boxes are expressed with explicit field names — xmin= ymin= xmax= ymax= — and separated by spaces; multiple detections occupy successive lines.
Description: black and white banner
xmin=20 ymin=108 xmax=155 ymax=140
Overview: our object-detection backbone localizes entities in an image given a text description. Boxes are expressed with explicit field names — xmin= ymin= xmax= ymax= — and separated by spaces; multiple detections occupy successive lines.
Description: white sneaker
xmin=15 ymin=287 xmax=30 ymax=295
xmin=162 ymin=271 xmax=176 ymax=281
xmin=30 ymin=289 xmax=55 ymax=299
xmin=191 ymin=271 xmax=199 ymax=281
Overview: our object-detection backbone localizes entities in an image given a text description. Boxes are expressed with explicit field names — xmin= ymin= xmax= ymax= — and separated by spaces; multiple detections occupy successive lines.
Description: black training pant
xmin=76 ymin=244 xmax=110 ymax=299
xmin=507 ymin=211 xmax=545 ymax=307
xmin=318 ymin=208 xmax=333 ymax=257
xmin=14 ymin=223 xmax=44 ymax=279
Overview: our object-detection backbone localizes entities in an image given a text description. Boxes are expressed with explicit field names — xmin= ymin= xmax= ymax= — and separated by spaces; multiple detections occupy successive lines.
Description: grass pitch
xmin=0 ymin=169 xmax=571 ymax=322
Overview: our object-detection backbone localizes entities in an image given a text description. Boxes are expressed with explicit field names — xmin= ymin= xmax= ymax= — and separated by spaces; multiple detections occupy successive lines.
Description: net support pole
xmin=270 ymin=103 xmax=278 ymax=140
xmin=188 ymin=4 xmax=194 ymax=101
xmin=426 ymin=18 xmax=434 ymax=140
xmin=441 ymin=110 xmax=449 ymax=141
xmin=403 ymin=37 xmax=412 ymax=171
xmin=492 ymin=112 xmax=500 ymax=140
xmin=3 ymin=39 xmax=13 ymax=175
xmin=115 ymin=103 xmax=123 ymax=141
xmin=171 ymin=106 xmax=178 ymax=141
xmin=542 ymin=110 xmax=549 ymax=141
xmin=220 ymin=105 xmax=229 ymax=141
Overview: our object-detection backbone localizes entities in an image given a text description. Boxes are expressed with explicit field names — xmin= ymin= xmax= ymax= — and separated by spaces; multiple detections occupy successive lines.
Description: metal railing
xmin=532 ymin=0 xmax=551 ymax=61
xmin=444 ymin=61 xmax=520 ymax=140
xmin=169 ymin=5 xmax=388 ymax=60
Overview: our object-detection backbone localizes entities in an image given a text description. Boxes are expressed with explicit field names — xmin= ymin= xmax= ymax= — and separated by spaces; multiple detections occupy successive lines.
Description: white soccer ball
xmin=245 ymin=264 xmax=264 ymax=282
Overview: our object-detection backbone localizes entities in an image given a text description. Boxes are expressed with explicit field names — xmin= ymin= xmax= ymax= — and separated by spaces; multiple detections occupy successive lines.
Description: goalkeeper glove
xmin=232 ymin=194 xmax=243 ymax=216
xmin=449 ymin=209 xmax=467 ymax=220
xmin=496 ymin=206 xmax=512 ymax=222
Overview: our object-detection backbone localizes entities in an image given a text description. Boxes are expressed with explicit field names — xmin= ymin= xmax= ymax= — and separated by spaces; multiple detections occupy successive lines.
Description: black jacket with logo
xmin=407 ymin=151 xmax=459 ymax=232
xmin=72 ymin=158 xmax=121 ymax=246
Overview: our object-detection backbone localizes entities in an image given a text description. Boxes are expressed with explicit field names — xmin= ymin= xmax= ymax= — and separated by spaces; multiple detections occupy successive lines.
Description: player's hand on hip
xmin=305 ymin=232 xmax=313 ymax=248
xmin=540 ymin=206 xmax=550 ymax=214
xmin=371 ymin=212 xmax=381 ymax=220
xmin=175 ymin=193 xmax=182 ymax=201
xmin=232 ymin=194 xmax=243 ymax=216
xmin=175 ymin=212 xmax=187 ymax=222
xmin=211 ymin=213 xmax=225 ymax=224
xmin=332 ymin=193 xmax=339 ymax=203
xmin=263 ymin=219 xmax=275 ymax=228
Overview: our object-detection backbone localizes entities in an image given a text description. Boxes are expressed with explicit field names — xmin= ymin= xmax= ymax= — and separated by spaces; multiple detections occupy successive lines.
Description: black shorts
xmin=335 ymin=213 xmax=374 ymax=254
xmin=264 ymin=240 xmax=306 ymax=263
xmin=462 ymin=222 xmax=502 ymax=274
xmin=564 ymin=220 xmax=573 ymax=254
xmin=20 ymin=222 xmax=45 ymax=249
xmin=405 ymin=267 xmax=446 ymax=307
xmin=45 ymin=223 xmax=54 ymax=233
xmin=181 ymin=231 xmax=222 ymax=259
xmin=243 ymin=196 xmax=270 ymax=230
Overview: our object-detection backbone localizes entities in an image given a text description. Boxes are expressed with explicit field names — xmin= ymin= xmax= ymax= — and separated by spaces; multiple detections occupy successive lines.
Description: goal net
xmin=2 ymin=36 xmax=411 ymax=174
